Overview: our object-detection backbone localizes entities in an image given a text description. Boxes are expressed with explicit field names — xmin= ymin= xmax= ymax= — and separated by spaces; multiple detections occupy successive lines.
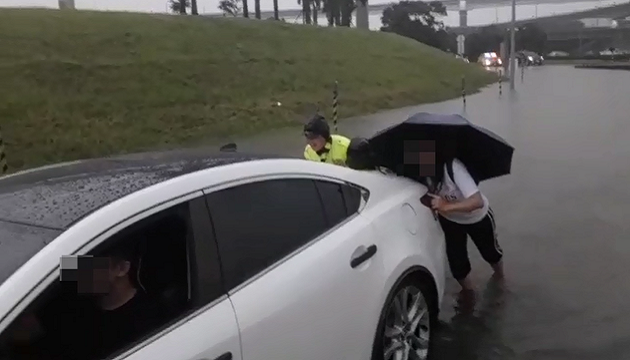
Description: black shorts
xmin=438 ymin=208 xmax=503 ymax=280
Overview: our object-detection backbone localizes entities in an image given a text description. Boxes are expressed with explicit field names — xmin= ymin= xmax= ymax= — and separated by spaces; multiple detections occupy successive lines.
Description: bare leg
xmin=456 ymin=277 xmax=476 ymax=314
xmin=457 ymin=275 xmax=475 ymax=291
xmin=491 ymin=259 xmax=504 ymax=279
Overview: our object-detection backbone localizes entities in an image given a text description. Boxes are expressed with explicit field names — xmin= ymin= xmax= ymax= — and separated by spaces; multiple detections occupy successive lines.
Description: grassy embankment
xmin=0 ymin=9 xmax=495 ymax=172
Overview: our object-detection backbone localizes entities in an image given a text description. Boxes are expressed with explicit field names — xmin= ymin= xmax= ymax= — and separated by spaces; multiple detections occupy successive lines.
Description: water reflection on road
xmin=236 ymin=65 xmax=630 ymax=360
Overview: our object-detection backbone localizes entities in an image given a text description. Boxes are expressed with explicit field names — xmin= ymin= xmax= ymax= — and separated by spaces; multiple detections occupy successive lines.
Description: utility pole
xmin=509 ymin=0 xmax=516 ymax=90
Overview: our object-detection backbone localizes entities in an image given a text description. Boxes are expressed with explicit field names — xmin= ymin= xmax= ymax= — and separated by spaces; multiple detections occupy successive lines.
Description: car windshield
xmin=0 ymin=221 xmax=61 ymax=286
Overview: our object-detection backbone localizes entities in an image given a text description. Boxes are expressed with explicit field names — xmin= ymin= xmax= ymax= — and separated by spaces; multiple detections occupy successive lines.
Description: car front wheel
xmin=372 ymin=276 xmax=437 ymax=360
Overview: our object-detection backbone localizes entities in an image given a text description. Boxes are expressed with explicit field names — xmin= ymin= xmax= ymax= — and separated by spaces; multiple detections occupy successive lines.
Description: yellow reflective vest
xmin=304 ymin=134 xmax=351 ymax=166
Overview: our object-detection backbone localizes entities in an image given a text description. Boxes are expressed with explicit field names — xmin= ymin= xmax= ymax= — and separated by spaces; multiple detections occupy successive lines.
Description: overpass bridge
xmin=450 ymin=2 xmax=630 ymax=35
xmin=546 ymin=23 xmax=630 ymax=41
xmin=545 ymin=23 xmax=630 ymax=52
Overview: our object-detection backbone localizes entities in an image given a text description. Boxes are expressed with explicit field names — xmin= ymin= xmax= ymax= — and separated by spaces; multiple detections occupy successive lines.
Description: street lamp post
xmin=509 ymin=0 xmax=516 ymax=90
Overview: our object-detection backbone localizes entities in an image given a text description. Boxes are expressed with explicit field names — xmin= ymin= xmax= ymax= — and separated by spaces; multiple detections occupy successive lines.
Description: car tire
xmin=371 ymin=274 xmax=438 ymax=360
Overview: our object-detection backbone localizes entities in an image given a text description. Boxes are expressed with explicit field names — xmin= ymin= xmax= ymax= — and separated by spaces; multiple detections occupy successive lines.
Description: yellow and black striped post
xmin=498 ymin=71 xmax=502 ymax=95
xmin=0 ymin=126 xmax=7 ymax=175
xmin=461 ymin=75 xmax=466 ymax=106
xmin=332 ymin=81 xmax=339 ymax=133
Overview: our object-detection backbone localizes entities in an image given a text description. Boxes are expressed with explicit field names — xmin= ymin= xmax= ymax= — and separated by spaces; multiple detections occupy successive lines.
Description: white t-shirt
xmin=436 ymin=159 xmax=489 ymax=224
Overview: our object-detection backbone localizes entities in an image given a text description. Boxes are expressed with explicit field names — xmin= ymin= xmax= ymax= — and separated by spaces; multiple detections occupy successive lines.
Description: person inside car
xmin=67 ymin=242 xmax=168 ymax=360
xmin=4 ymin=242 xmax=169 ymax=360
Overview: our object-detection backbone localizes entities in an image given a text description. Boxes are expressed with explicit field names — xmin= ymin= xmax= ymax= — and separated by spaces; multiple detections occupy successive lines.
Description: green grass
xmin=0 ymin=8 xmax=494 ymax=172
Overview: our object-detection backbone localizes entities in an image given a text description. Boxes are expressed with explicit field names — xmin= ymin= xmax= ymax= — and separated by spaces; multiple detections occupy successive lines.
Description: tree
xmin=381 ymin=1 xmax=450 ymax=50
xmin=191 ymin=0 xmax=198 ymax=15
xmin=322 ymin=0 xmax=339 ymax=26
xmin=298 ymin=0 xmax=312 ymax=24
xmin=465 ymin=25 xmax=504 ymax=61
xmin=243 ymin=0 xmax=249 ymax=18
xmin=169 ymin=0 xmax=190 ymax=14
xmin=255 ymin=0 xmax=261 ymax=19
xmin=273 ymin=0 xmax=279 ymax=20
xmin=320 ymin=0 xmax=356 ymax=27
xmin=515 ymin=23 xmax=548 ymax=54
xmin=463 ymin=23 xmax=548 ymax=61
xmin=312 ymin=0 xmax=321 ymax=25
xmin=340 ymin=0 xmax=356 ymax=26
xmin=219 ymin=0 xmax=241 ymax=16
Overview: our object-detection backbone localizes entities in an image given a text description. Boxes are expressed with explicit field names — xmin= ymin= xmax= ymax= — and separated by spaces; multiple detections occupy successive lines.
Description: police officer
xmin=303 ymin=115 xmax=350 ymax=166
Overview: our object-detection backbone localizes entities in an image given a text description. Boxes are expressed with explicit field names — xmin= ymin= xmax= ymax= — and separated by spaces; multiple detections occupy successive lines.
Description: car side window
xmin=314 ymin=180 xmax=347 ymax=227
xmin=0 ymin=200 xmax=221 ymax=360
xmin=314 ymin=180 xmax=363 ymax=227
xmin=341 ymin=183 xmax=363 ymax=215
xmin=205 ymin=179 xmax=330 ymax=291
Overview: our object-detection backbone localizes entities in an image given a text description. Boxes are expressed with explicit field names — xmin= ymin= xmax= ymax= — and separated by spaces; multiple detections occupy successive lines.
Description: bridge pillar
xmin=58 ymin=0 xmax=75 ymax=9
xmin=458 ymin=0 xmax=467 ymax=56
xmin=356 ymin=0 xmax=369 ymax=29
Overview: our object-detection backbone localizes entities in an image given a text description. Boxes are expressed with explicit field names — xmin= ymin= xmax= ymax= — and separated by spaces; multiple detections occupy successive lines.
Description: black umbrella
xmin=369 ymin=112 xmax=514 ymax=183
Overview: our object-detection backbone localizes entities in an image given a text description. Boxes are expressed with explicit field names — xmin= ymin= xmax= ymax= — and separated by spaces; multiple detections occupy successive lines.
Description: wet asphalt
xmin=233 ymin=65 xmax=630 ymax=360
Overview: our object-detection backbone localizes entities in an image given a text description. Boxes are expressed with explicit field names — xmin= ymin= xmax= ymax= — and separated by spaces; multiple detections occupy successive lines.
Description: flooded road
xmin=236 ymin=65 xmax=630 ymax=359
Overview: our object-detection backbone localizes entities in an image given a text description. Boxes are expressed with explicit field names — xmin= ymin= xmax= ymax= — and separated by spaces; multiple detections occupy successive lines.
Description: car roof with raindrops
xmin=0 ymin=147 xmax=288 ymax=285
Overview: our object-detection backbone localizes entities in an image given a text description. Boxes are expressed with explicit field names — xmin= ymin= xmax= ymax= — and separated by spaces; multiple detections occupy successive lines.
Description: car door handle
xmin=350 ymin=245 xmax=378 ymax=268
xmin=213 ymin=352 xmax=232 ymax=360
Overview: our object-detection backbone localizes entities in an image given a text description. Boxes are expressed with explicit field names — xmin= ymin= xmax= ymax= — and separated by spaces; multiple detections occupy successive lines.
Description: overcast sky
xmin=0 ymin=0 xmax=368 ymax=13
xmin=1 ymin=0 xmax=619 ymax=26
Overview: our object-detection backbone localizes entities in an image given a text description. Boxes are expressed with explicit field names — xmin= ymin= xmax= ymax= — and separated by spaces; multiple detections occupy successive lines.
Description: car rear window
xmin=0 ymin=220 xmax=61 ymax=286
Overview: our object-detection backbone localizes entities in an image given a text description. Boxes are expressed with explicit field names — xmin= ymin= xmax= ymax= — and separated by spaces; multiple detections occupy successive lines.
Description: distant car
xmin=547 ymin=50 xmax=569 ymax=57
xmin=599 ymin=48 xmax=623 ymax=56
xmin=518 ymin=51 xmax=544 ymax=66
xmin=478 ymin=52 xmax=503 ymax=67
xmin=0 ymin=150 xmax=446 ymax=360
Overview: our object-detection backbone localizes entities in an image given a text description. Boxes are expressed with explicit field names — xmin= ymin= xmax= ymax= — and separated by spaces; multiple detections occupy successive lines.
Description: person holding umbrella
xmin=419 ymin=139 xmax=504 ymax=292
xmin=303 ymin=114 xmax=351 ymax=166
xmin=369 ymin=113 xmax=514 ymax=292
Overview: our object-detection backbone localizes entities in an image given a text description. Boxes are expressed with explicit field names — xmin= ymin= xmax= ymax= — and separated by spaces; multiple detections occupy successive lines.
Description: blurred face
xmin=77 ymin=256 xmax=130 ymax=295
xmin=404 ymin=140 xmax=436 ymax=176
xmin=305 ymin=132 xmax=327 ymax=152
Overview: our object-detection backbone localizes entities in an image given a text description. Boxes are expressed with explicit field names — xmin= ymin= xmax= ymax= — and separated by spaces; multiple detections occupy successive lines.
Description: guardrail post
xmin=332 ymin=81 xmax=339 ymax=133
xmin=498 ymin=70 xmax=502 ymax=95
xmin=0 ymin=126 xmax=8 ymax=175
xmin=461 ymin=75 xmax=466 ymax=107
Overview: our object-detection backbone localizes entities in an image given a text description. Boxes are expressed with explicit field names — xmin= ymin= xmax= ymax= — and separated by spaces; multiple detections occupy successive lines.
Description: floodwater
xmin=235 ymin=65 xmax=630 ymax=359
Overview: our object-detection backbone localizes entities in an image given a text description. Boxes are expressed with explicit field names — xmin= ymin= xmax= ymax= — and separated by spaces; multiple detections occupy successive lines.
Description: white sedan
xmin=0 ymin=149 xmax=446 ymax=360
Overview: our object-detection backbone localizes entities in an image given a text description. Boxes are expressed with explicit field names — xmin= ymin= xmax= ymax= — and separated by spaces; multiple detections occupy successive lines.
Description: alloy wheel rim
xmin=382 ymin=285 xmax=430 ymax=360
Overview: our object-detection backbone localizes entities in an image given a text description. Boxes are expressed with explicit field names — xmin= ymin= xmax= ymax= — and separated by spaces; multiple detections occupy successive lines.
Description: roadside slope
xmin=0 ymin=9 xmax=494 ymax=171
